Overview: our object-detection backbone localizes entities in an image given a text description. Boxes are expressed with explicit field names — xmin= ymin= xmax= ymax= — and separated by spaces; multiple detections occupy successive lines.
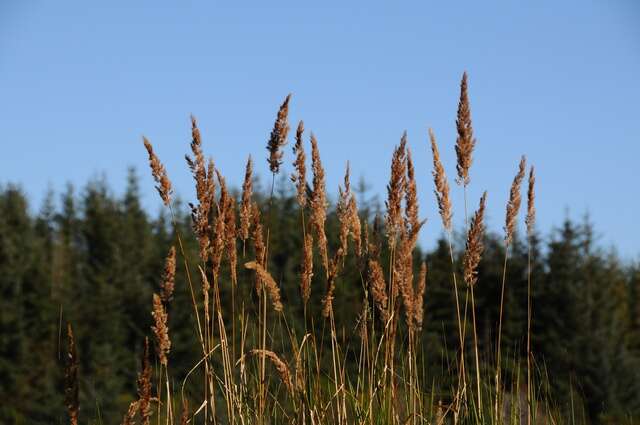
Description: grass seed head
xmin=267 ymin=94 xmax=292 ymax=174
xmin=455 ymin=72 xmax=476 ymax=187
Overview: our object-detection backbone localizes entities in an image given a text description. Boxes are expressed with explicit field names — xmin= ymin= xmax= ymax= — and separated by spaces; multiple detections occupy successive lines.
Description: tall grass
xmin=63 ymin=73 xmax=559 ymax=425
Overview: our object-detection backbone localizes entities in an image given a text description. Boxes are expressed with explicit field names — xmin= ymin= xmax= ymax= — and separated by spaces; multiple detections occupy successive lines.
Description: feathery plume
xmin=463 ymin=192 xmax=487 ymax=287
xmin=525 ymin=166 xmax=536 ymax=236
xmin=336 ymin=163 xmax=352 ymax=261
xmin=505 ymin=156 xmax=526 ymax=244
xmin=404 ymin=148 xmax=424 ymax=245
xmin=397 ymin=238 xmax=415 ymax=330
xmin=186 ymin=116 xmax=216 ymax=261
xmin=348 ymin=195 xmax=362 ymax=258
xmin=121 ymin=401 xmax=139 ymax=425
xmin=245 ymin=261 xmax=283 ymax=312
xmin=138 ymin=337 xmax=152 ymax=425
xmin=455 ymin=72 xmax=476 ymax=186
xmin=429 ymin=128 xmax=452 ymax=231
xmin=386 ymin=133 xmax=407 ymax=241
xmin=251 ymin=203 xmax=266 ymax=267
xmin=414 ymin=262 xmax=427 ymax=331
xmin=309 ymin=133 xmax=329 ymax=273
xmin=368 ymin=259 xmax=389 ymax=323
xmin=301 ymin=233 xmax=314 ymax=305
xmin=321 ymin=261 xmax=339 ymax=318
xmin=143 ymin=137 xmax=172 ymax=206
xmin=291 ymin=120 xmax=307 ymax=208
xmin=151 ymin=294 xmax=170 ymax=366
xmin=249 ymin=349 xmax=294 ymax=394
xmin=65 ymin=324 xmax=79 ymax=425
xmin=267 ymin=94 xmax=292 ymax=174
xmin=239 ymin=156 xmax=253 ymax=243
xmin=160 ymin=246 xmax=176 ymax=303
xmin=225 ymin=196 xmax=238 ymax=286
xmin=210 ymin=170 xmax=228 ymax=278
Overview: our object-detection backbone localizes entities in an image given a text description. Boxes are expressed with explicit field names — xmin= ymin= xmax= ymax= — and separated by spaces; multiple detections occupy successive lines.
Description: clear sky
xmin=1 ymin=1 xmax=639 ymax=258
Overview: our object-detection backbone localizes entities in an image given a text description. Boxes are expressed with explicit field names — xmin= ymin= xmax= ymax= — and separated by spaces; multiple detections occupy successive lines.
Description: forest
xmin=1 ymin=167 xmax=639 ymax=424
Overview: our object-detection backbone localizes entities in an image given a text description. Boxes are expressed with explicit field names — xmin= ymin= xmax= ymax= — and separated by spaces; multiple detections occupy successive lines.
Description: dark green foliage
xmin=0 ymin=175 xmax=638 ymax=424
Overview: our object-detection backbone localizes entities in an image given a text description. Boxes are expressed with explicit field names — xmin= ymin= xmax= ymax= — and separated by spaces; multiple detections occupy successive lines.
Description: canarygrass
xmin=63 ymin=74 xmax=572 ymax=425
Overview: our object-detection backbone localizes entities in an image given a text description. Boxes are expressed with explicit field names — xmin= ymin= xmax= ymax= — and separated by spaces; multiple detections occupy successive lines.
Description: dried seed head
xmin=143 ymin=137 xmax=172 ymax=206
xmin=249 ymin=349 xmax=294 ymax=394
xmin=301 ymin=233 xmax=314 ymax=305
xmin=525 ymin=166 xmax=536 ymax=236
xmin=291 ymin=120 xmax=307 ymax=208
xmin=65 ymin=324 xmax=79 ymax=425
xmin=429 ymin=128 xmax=453 ymax=231
xmin=245 ymin=261 xmax=283 ymax=312
xmin=455 ymin=72 xmax=476 ymax=187
xmin=310 ymin=133 xmax=329 ymax=274
xmin=122 ymin=400 xmax=139 ymax=425
xmin=251 ymin=202 xmax=265 ymax=268
xmin=138 ymin=337 xmax=152 ymax=425
xmin=413 ymin=262 xmax=427 ymax=332
xmin=505 ymin=156 xmax=527 ymax=245
xmin=386 ymin=133 xmax=407 ymax=242
xmin=225 ymin=196 xmax=238 ymax=286
xmin=337 ymin=163 xmax=352 ymax=261
xmin=397 ymin=232 xmax=415 ymax=330
xmin=210 ymin=170 xmax=228 ymax=278
xmin=404 ymin=148 xmax=424 ymax=246
xmin=348 ymin=195 xmax=362 ymax=258
xmin=160 ymin=246 xmax=176 ymax=303
xmin=186 ymin=118 xmax=216 ymax=261
xmin=463 ymin=192 xmax=487 ymax=287
xmin=321 ymin=271 xmax=337 ymax=318
xmin=151 ymin=294 xmax=170 ymax=366
xmin=240 ymin=156 xmax=253 ymax=243
xmin=368 ymin=259 xmax=389 ymax=323
xmin=267 ymin=94 xmax=292 ymax=174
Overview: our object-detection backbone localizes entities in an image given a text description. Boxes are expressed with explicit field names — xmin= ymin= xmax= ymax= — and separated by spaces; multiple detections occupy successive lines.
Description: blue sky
xmin=1 ymin=1 xmax=639 ymax=258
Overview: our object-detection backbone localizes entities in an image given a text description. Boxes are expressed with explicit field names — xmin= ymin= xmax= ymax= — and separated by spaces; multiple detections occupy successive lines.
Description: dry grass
xmin=62 ymin=74 xmax=551 ymax=425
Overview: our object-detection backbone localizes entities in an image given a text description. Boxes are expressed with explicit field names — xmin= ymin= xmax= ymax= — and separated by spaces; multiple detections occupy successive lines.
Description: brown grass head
xmin=249 ymin=349 xmax=294 ymax=394
xmin=413 ymin=262 xmax=427 ymax=332
xmin=463 ymin=192 xmax=487 ymax=287
xmin=301 ymin=232 xmax=314 ymax=305
xmin=121 ymin=400 xmax=139 ymax=425
xmin=310 ymin=133 xmax=329 ymax=273
xmin=348 ymin=195 xmax=362 ymax=258
xmin=267 ymin=93 xmax=292 ymax=174
xmin=244 ymin=261 xmax=283 ymax=312
xmin=209 ymin=170 xmax=228 ymax=278
xmin=337 ymin=163 xmax=352 ymax=261
xmin=240 ymin=155 xmax=253 ymax=243
xmin=143 ymin=137 xmax=172 ymax=206
xmin=151 ymin=294 xmax=170 ymax=366
xmin=368 ymin=259 xmax=389 ymax=323
xmin=65 ymin=323 xmax=79 ymax=425
xmin=455 ymin=72 xmax=476 ymax=187
xmin=404 ymin=147 xmax=424 ymax=245
xmin=251 ymin=202 xmax=265 ymax=267
xmin=291 ymin=120 xmax=307 ymax=208
xmin=505 ymin=155 xmax=527 ymax=245
xmin=185 ymin=117 xmax=216 ymax=261
xmin=429 ymin=128 xmax=453 ymax=231
xmin=137 ymin=337 xmax=152 ymax=425
xmin=160 ymin=246 xmax=176 ymax=303
xmin=526 ymin=165 xmax=536 ymax=236
xmin=386 ymin=133 xmax=407 ymax=242
xmin=224 ymin=196 xmax=238 ymax=286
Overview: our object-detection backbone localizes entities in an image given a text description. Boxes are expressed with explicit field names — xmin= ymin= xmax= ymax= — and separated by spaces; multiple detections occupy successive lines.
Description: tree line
xmin=0 ymin=171 xmax=639 ymax=424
